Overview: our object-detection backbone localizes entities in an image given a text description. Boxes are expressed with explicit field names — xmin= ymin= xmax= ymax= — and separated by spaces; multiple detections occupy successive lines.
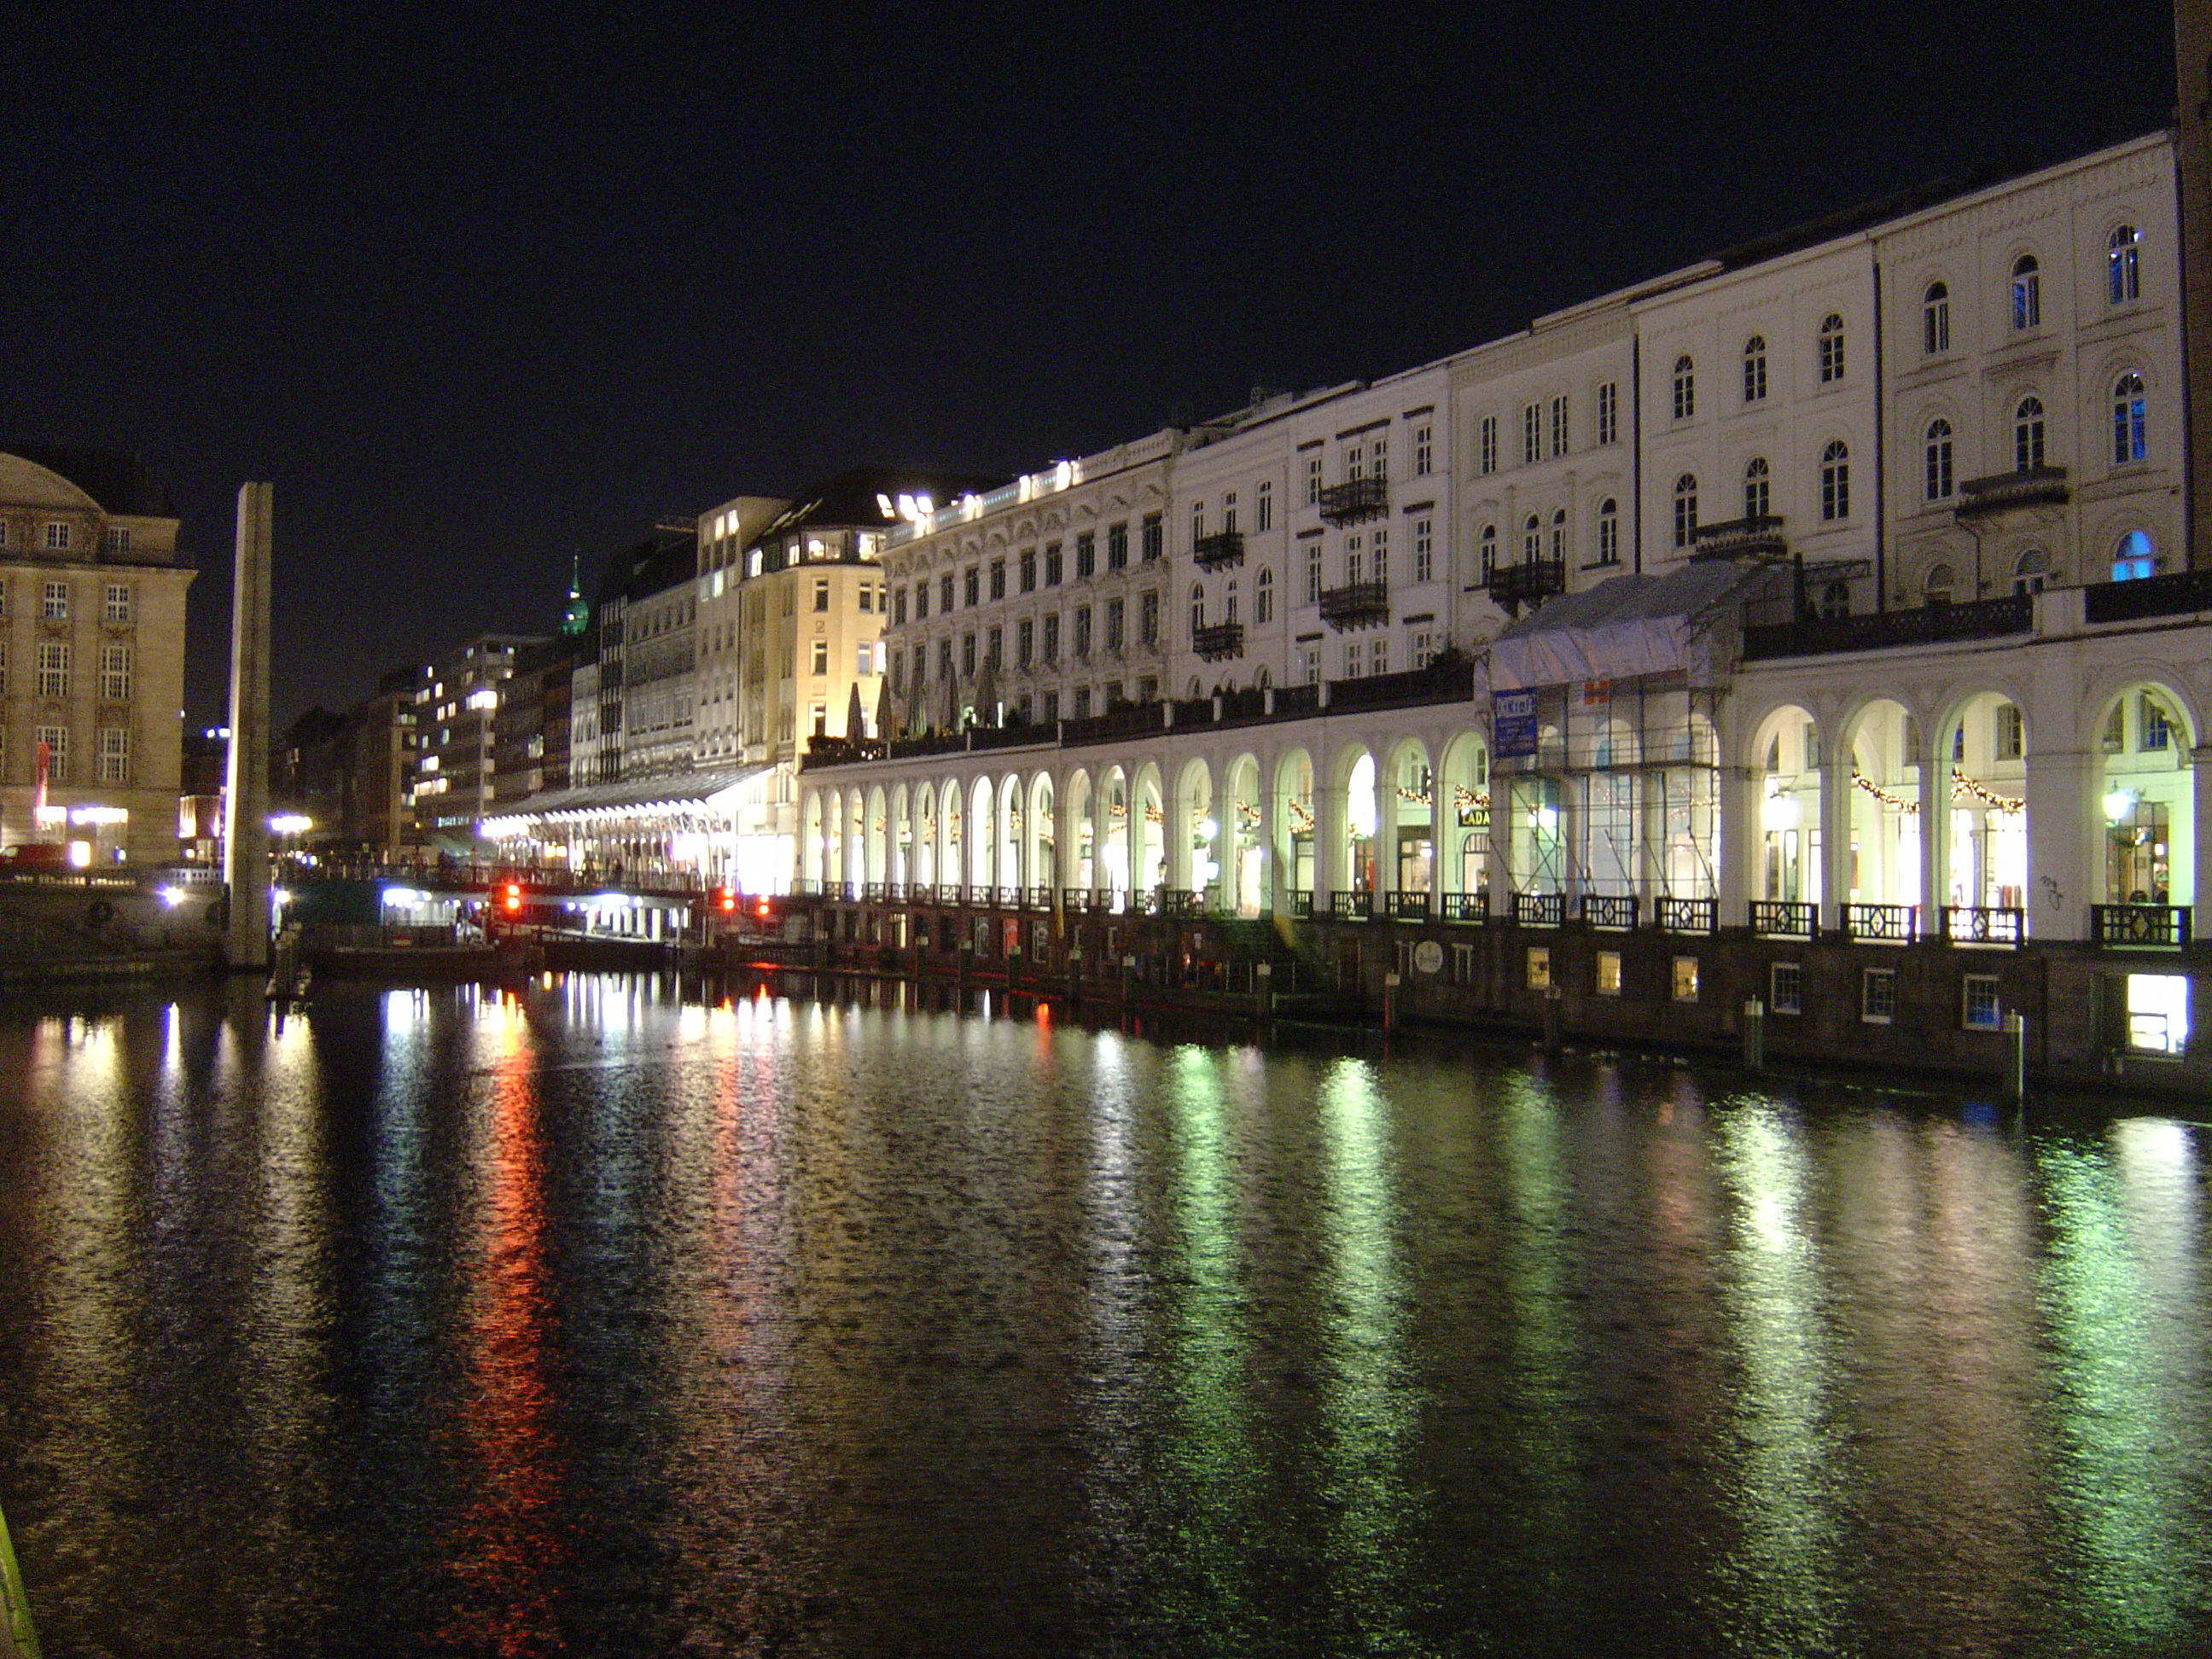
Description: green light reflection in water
xmin=1311 ymin=1057 xmax=1430 ymax=1655
xmin=1712 ymin=1098 xmax=1853 ymax=1656
xmin=2034 ymin=1119 xmax=2208 ymax=1646
xmin=1493 ymin=1072 xmax=1577 ymax=1583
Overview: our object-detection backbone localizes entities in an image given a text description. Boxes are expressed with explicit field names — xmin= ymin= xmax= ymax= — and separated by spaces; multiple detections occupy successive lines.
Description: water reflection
xmin=0 ymin=980 xmax=2205 ymax=1656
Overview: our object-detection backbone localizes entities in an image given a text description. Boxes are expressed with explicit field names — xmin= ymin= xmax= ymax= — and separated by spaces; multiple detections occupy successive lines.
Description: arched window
xmin=1549 ymin=507 xmax=1567 ymax=563
xmin=1478 ymin=524 xmax=1497 ymax=585
xmin=1190 ymin=584 xmax=1205 ymax=634
xmin=1819 ymin=439 xmax=1850 ymax=521
xmin=1256 ymin=666 xmax=1271 ymax=689
xmin=2113 ymin=529 xmax=2156 ymax=582
xmin=1818 ymin=313 xmax=1845 ymax=383
xmin=1672 ymin=355 xmax=1696 ymax=421
xmin=1596 ymin=498 xmax=1619 ymax=566
xmin=2014 ymin=396 xmax=2046 ymax=471
xmin=2109 ymin=224 xmax=2141 ymax=304
xmin=1924 ymin=562 xmax=1956 ymax=607
xmin=1254 ymin=565 xmax=1274 ymax=624
xmin=1672 ymin=474 xmax=1698 ymax=547
xmin=1743 ymin=456 xmax=1771 ymax=519
xmin=1743 ymin=335 xmax=1767 ymax=403
xmin=1922 ymin=281 xmax=1950 ymax=354
xmin=1522 ymin=513 xmax=1542 ymax=564
xmin=2112 ymin=371 xmax=2147 ymax=465
xmin=2012 ymin=547 xmax=2049 ymax=597
xmin=1924 ymin=418 xmax=1953 ymax=500
xmin=1819 ymin=579 xmax=1851 ymax=620
xmin=2011 ymin=254 xmax=2040 ymax=330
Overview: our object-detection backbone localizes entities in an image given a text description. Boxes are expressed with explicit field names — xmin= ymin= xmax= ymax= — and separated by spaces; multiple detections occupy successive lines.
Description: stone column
xmin=1716 ymin=764 xmax=1760 ymax=928
xmin=1917 ymin=739 xmax=1947 ymax=930
xmin=2190 ymin=745 xmax=2212 ymax=911
xmin=1317 ymin=773 xmax=1349 ymax=901
xmin=2025 ymin=746 xmax=2100 ymax=942
xmin=1819 ymin=744 xmax=1853 ymax=934
xmin=223 ymin=482 xmax=273 ymax=972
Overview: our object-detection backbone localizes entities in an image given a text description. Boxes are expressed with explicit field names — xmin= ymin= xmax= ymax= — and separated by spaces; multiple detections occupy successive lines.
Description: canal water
xmin=0 ymin=976 xmax=2206 ymax=1657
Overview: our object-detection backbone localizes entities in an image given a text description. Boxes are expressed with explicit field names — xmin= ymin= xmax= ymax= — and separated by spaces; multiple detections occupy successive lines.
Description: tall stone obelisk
xmin=224 ymin=481 xmax=274 ymax=970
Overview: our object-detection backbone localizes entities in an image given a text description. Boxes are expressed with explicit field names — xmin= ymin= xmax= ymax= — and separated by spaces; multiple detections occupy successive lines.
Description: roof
xmin=479 ymin=765 xmax=767 ymax=825
xmin=1487 ymin=560 xmax=1790 ymax=688
xmin=0 ymin=445 xmax=175 ymax=516
xmin=754 ymin=464 xmax=1002 ymax=543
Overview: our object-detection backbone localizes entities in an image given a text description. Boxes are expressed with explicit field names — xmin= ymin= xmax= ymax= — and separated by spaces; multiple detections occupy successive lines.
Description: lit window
xmin=1743 ymin=335 xmax=1767 ymax=402
xmin=1995 ymin=702 xmax=2024 ymax=759
xmin=99 ymin=643 xmax=131 ymax=700
xmin=1526 ymin=946 xmax=1551 ymax=989
xmin=1673 ymin=474 xmax=1698 ymax=547
xmin=42 ymin=581 xmax=67 ymax=620
xmin=1744 ymin=456 xmax=1770 ymax=520
xmin=1595 ymin=951 xmax=1621 ymax=996
xmin=811 ymin=639 xmax=828 ymax=675
xmin=2013 ymin=397 xmax=2045 ymax=472
xmin=2140 ymin=691 xmax=2172 ymax=751
xmin=2010 ymin=254 xmax=2040 ymax=330
xmin=1924 ymin=418 xmax=1953 ymax=499
xmin=2108 ymin=224 xmax=2141 ymax=305
xmin=1817 ymin=313 xmax=1845 ymax=382
xmin=1820 ymin=440 xmax=1850 ymax=521
xmin=1672 ymin=355 xmax=1696 ymax=420
xmin=97 ymin=727 xmax=130 ymax=783
xmin=2112 ymin=529 xmax=2156 ymax=582
xmin=1922 ymin=281 xmax=1950 ymax=354
xmin=2112 ymin=371 xmax=2147 ymax=465
xmin=37 ymin=726 xmax=67 ymax=783
xmin=812 ymin=577 xmax=830 ymax=612
xmin=1672 ymin=956 xmax=1699 ymax=1003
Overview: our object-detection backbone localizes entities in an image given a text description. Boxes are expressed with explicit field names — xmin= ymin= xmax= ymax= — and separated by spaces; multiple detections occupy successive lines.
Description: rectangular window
xmin=1371 ymin=434 xmax=1388 ymax=482
xmin=1343 ymin=643 xmax=1361 ymax=678
xmin=894 ymin=588 xmax=908 ymax=626
xmin=937 ymin=638 xmax=953 ymax=679
xmin=1042 ymin=613 xmax=1059 ymax=662
xmin=2125 ymin=971 xmax=2191 ymax=1053
xmin=44 ymin=522 xmax=70 ymax=551
xmin=1672 ymin=956 xmax=1700 ymax=1003
xmin=1305 ymin=452 xmax=1323 ymax=504
xmin=1107 ymin=522 xmax=1129 ymax=570
xmin=43 ymin=581 xmax=68 ymax=620
xmin=1073 ymin=686 xmax=1092 ymax=719
xmin=1413 ymin=422 xmax=1433 ymax=476
xmin=1522 ymin=403 xmax=1540 ymax=465
xmin=812 ymin=702 xmax=828 ymax=737
xmin=1770 ymin=962 xmax=1803 ymax=1015
xmin=986 ymin=626 xmax=1002 ymax=667
xmin=989 ymin=560 xmax=1005 ymax=600
xmin=913 ymin=582 xmax=928 ymax=620
xmin=1597 ymin=381 xmax=1618 ymax=445
xmin=856 ymin=641 xmax=876 ymax=676
xmin=98 ymin=727 xmax=129 ymax=783
xmin=1862 ymin=967 xmax=1898 ymax=1024
xmin=1222 ymin=492 xmax=1237 ymax=534
xmin=1138 ymin=590 xmax=1158 ymax=646
xmin=1141 ymin=515 xmax=1162 ymax=562
xmin=2141 ymin=692 xmax=2172 ymax=751
xmin=1019 ymin=549 xmax=1037 ymax=592
xmin=1410 ymin=629 xmax=1435 ymax=669
xmin=812 ymin=578 xmax=830 ymax=612
xmin=1963 ymin=974 xmax=2002 ymax=1031
xmin=1550 ymin=395 xmax=1569 ymax=457
xmin=1256 ymin=480 xmax=1273 ymax=531
xmin=1306 ymin=542 xmax=1323 ymax=603
xmin=1370 ymin=638 xmax=1388 ymax=676
xmin=963 ymin=568 xmax=980 ymax=607
xmin=1074 ymin=608 xmax=1091 ymax=657
xmin=1595 ymin=951 xmax=1621 ymax=996
xmin=1346 ymin=535 xmax=1363 ymax=586
xmin=940 ymin=573 xmax=955 ymax=613
xmin=1371 ymin=525 xmax=1388 ymax=585
xmin=856 ymin=585 xmax=872 ymax=614
xmin=1301 ymin=646 xmax=1321 ymax=685
xmin=1345 ymin=442 xmax=1365 ymax=482
xmin=1045 ymin=543 xmax=1063 ymax=585
xmin=811 ymin=639 xmax=829 ymax=675
xmin=1526 ymin=946 xmax=1551 ymax=989
xmin=1105 ymin=597 xmax=1125 ymax=651
xmin=1016 ymin=619 xmax=1033 ymax=667
xmin=103 ymin=582 xmax=131 ymax=623
xmin=1041 ymin=690 xmax=1060 ymax=724
xmin=1480 ymin=416 xmax=1498 ymax=474
xmin=1075 ymin=533 xmax=1096 ymax=579
xmin=1995 ymin=702 xmax=2024 ymax=760
xmin=1413 ymin=516 xmax=1434 ymax=583
xmin=961 ymin=633 xmax=976 ymax=676
xmin=36 ymin=642 xmax=68 ymax=697
xmin=37 ymin=726 xmax=67 ymax=783
xmin=100 ymin=643 xmax=131 ymax=701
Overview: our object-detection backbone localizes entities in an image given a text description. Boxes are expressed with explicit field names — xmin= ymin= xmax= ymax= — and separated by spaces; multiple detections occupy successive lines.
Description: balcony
xmin=1749 ymin=899 xmax=1817 ymax=939
xmin=1691 ymin=514 xmax=1788 ymax=560
xmin=1741 ymin=592 xmax=2031 ymax=661
xmin=2083 ymin=567 xmax=2212 ymax=625
xmin=1191 ymin=621 xmax=1245 ymax=661
xmin=2091 ymin=903 xmax=2192 ymax=949
xmin=1318 ymin=580 xmax=1390 ymax=629
xmin=1657 ymin=895 xmax=1717 ymax=934
xmin=1579 ymin=893 xmax=1638 ymax=930
xmin=1191 ymin=530 xmax=1246 ymax=570
xmin=1954 ymin=465 xmax=2069 ymax=518
xmin=1316 ymin=475 xmax=1388 ymax=525
xmin=1487 ymin=557 xmax=1565 ymax=616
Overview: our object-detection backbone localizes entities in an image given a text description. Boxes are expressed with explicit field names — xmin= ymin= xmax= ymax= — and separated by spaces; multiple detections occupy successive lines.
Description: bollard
xmin=1068 ymin=948 xmax=1084 ymax=1004
xmin=1254 ymin=959 xmax=1273 ymax=1022
xmin=1743 ymin=995 xmax=1765 ymax=1072
xmin=1382 ymin=969 xmax=1401 ymax=1033
xmin=2003 ymin=1010 xmax=2028 ymax=1103
xmin=1540 ymin=983 xmax=1563 ymax=1052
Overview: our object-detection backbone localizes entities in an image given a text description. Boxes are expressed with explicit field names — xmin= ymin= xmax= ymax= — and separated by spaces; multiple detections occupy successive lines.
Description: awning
xmin=480 ymin=765 xmax=767 ymax=833
xmin=1485 ymin=559 xmax=1789 ymax=688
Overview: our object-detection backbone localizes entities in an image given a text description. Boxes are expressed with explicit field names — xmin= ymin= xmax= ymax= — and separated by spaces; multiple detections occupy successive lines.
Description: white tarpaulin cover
xmin=1484 ymin=560 xmax=1787 ymax=689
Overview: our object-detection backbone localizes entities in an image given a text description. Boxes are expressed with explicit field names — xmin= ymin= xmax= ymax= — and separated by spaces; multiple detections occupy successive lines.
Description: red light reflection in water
xmin=443 ymin=1018 xmax=566 ymax=1657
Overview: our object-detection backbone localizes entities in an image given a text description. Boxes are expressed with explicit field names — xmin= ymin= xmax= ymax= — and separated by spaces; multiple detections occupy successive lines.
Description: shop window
xmin=2125 ymin=973 xmax=2189 ymax=1054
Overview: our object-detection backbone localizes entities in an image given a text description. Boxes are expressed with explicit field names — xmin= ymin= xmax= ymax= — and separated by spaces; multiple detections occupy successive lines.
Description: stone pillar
xmin=223 ymin=482 xmax=273 ymax=972
xmin=1317 ymin=774 xmax=1349 ymax=900
xmin=2190 ymin=745 xmax=2212 ymax=911
xmin=1917 ymin=740 xmax=1947 ymax=929
xmin=2026 ymin=747 xmax=2100 ymax=942
xmin=1716 ymin=764 xmax=1760 ymax=929
xmin=1819 ymin=745 xmax=1853 ymax=933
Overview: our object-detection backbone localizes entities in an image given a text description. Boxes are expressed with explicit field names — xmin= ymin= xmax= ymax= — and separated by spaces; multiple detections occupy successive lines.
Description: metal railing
xmin=1749 ymin=899 xmax=1817 ymax=938
xmin=1440 ymin=891 xmax=1488 ymax=923
xmin=1316 ymin=476 xmax=1388 ymax=523
xmin=1389 ymin=890 xmax=1430 ymax=921
xmin=1515 ymin=891 xmax=1564 ymax=927
xmin=1657 ymin=895 xmax=1718 ymax=934
xmin=1286 ymin=889 xmax=1314 ymax=918
xmin=1330 ymin=890 xmax=1373 ymax=921
xmin=2090 ymin=903 xmax=2192 ymax=948
xmin=1941 ymin=905 xmax=2023 ymax=946
xmin=1580 ymin=893 xmax=1639 ymax=930
xmin=1844 ymin=902 xmax=1918 ymax=943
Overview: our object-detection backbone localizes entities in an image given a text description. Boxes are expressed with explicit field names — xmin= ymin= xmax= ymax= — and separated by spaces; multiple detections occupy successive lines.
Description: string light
xmin=1950 ymin=767 xmax=2024 ymax=814
xmin=1851 ymin=767 xmax=1919 ymax=813
xmin=1288 ymin=799 xmax=1314 ymax=833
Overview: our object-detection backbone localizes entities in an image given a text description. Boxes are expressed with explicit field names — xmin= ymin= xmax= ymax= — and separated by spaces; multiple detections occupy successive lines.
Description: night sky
xmin=8 ymin=1 xmax=2176 ymax=729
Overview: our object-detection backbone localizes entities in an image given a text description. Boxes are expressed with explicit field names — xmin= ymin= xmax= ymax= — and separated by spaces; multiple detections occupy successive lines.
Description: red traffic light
xmin=755 ymin=898 xmax=771 ymax=919
xmin=715 ymin=887 xmax=736 ymax=912
xmin=502 ymin=882 xmax=523 ymax=913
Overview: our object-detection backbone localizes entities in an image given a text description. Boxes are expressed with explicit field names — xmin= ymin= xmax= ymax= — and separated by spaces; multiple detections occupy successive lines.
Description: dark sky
xmin=7 ymin=1 xmax=2177 ymax=729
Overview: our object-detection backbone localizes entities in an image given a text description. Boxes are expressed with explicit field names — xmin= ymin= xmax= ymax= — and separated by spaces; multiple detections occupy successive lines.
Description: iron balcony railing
xmin=1318 ymin=580 xmax=1390 ymax=628
xmin=1487 ymin=557 xmax=1566 ymax=614
xmin=1316 ymin=475 xmax=1388 ymax=524
xmin=1515 ymin=891 xmax=1564 ymax=928
xmin=1941 ymin=905 xmax=2023 ymax=946
xmin=1580 ymin=893 xmax=1639 ymax=930
xmin=1844 ymin=902 xmax=1918 ymax=943
xmin=1742 ymin=593 xmax=2032 ymax=661
xmin=2083 ymin=567 xmax=2212 ymax=625
xmin=1954 ymin=465 xmax=2069 ymax=517
xmin=1330 ymin=890 xmax=1374 ymax=921
xmin=1440 ymin=891 xmax=1489 ymax=923
xmin=2090 ymin=903 xmax=2192 ymax=948
xmin=1749 ymin=899 xmax=1817 ymax=939
xmin=1389 ymin=890 xmax=1430 ymax=921
xmin=1657 ymin=895 xmax=1718 ymax=934
xmin=1190 ymin=530 xmax=1246 ymax=570
xmin=1191 ymin=621 xmax=1246 ymax=661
